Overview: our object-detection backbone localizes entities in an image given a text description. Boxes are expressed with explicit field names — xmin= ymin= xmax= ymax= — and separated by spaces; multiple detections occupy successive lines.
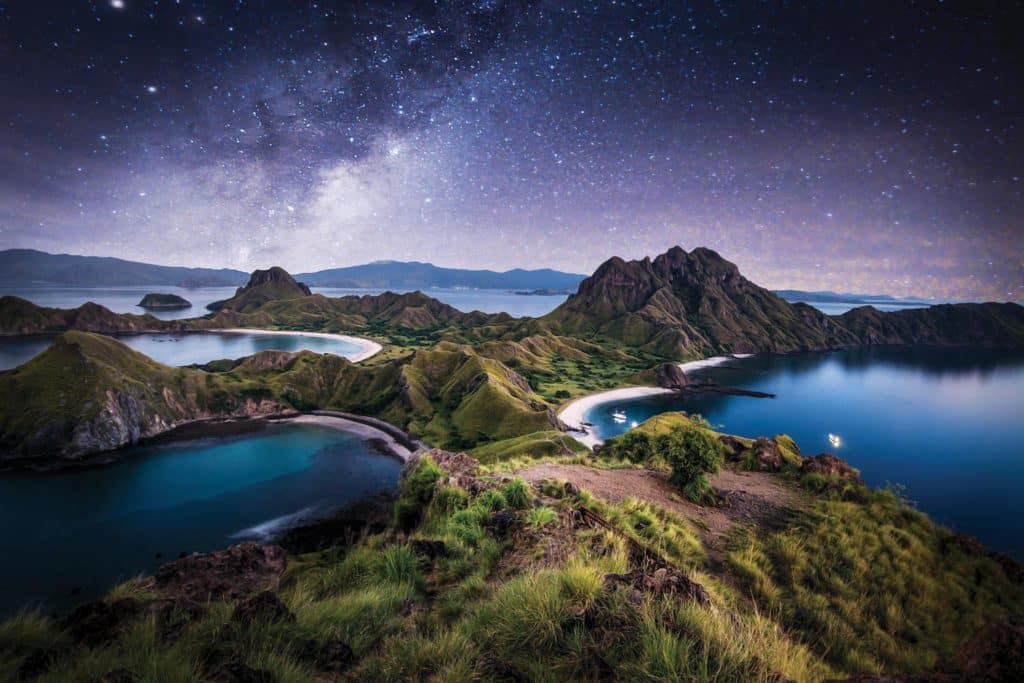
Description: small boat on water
xmin=828 ymin=433 xmax=842 ymax=448
xmin=612 ymin=410 xmax=627 ymax=423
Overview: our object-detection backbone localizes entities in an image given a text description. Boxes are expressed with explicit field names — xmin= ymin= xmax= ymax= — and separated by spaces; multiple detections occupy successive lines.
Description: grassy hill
xmin=3 ymin=415 xmax=1019 ymax=681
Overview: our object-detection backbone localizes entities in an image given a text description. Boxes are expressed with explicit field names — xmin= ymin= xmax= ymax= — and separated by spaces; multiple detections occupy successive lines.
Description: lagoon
xmin=582 ymin=347 xmax=1024 ymax=559
xmin=0 ymin=421 xmax=401 ymax=616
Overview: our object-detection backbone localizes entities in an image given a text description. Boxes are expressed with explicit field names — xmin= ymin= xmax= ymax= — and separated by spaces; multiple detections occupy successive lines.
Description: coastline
xmin=284 ymin=413 xmax=417 ymax=462
xmin=217 ymin=327 xmax=383 ymax=362
xmin=557 ymin=354 xmax=752 ymax=448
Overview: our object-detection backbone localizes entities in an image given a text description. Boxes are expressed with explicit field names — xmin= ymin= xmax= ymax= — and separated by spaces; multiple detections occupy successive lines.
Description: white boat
xmin=828 ymin=433 xmax=842 ymax=448
xmin=611 ymin=410 xmax=627 ymax=423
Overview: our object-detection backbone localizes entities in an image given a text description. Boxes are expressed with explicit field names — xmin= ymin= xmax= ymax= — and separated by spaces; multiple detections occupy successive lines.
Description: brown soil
xmin=515 ymin=464 xmax=805 ymax=570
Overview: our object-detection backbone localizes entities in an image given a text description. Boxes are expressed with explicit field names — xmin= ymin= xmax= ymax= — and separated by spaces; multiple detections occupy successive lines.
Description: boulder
xmin=155 ymin=543 xmax=287 ymax=601
xmin=654 ymin=362 xmax=689 ymax=389
xmin=718 ymin=435 xmax=746 ymax=460
xmin=750 ymin=437 xmax=785 ymax=471
xmin=801 ymin=453 xmax=862 ymax=482
xmin=231 ymin=591 xmax=294 ymax=624
xmin=61 ymin=598 xmax=144 ymax=646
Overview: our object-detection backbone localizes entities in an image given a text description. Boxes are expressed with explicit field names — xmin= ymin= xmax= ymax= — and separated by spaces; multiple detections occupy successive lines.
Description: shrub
xmin=406 ymin=457 xmax=443 ymax=505
xmin=478 ymin=488 xmax=507 ymax=511
xmin=503 ymin=478 xmax=532 ymax=509
xmin=554 ymin=389 xmax=571 ymax=399
xmin=395 ymin=457 xmax=444 ymax=530
xmin=609 ymin=430 xmax=654 ymax=462
xmin=657 ymin=425 xmax=723 ymax=503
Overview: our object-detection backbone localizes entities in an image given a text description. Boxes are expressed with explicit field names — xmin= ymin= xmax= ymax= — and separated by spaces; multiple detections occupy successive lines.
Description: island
xmin=136 ymin=293 xmax=191 ymax=310
xmin=1 ymin=247 xmax=1022 ymax=682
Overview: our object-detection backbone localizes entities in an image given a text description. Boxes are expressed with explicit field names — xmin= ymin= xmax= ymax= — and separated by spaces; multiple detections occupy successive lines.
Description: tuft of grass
xmin=503 ymin=477 xmax=532 ymax=509
xmin=526 ymin=505 xmax=558 ymax=528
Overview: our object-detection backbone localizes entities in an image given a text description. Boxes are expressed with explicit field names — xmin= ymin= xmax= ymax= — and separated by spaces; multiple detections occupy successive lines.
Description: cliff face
xmin=0 ymin=332 xmax=287 ymax=461
xmin=543 ymin=246 xmax=1024 ymax=358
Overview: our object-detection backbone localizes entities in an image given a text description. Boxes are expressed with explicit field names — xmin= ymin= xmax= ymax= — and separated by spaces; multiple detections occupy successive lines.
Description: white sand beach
xmin=286 ymin=414 xmax=413 ymax=461
xmin=219 ymin=328 xmax=383 ymax=362
xmin=558 ymin=355 xmax=749 ymax=448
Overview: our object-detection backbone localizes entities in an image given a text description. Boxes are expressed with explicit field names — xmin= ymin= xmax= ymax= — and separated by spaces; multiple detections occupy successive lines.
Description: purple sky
xmin=0 ymin=1 xmax=1021 ymax=299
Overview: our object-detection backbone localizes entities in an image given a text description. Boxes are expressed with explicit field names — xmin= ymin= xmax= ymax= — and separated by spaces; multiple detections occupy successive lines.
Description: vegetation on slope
xmin=3 ymin=422 xmax=1020 ymax=682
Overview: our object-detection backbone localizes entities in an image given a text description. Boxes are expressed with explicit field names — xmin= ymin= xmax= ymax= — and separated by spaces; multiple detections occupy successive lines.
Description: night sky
xmin=1 ymin=1 xmax=1021 ymax=300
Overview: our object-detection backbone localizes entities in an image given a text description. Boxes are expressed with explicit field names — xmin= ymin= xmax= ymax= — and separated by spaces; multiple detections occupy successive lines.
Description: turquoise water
xmin=0 ymin=422 xmax=401 ymax=615
xmin=0 ymin=331 xmax=365 ymax=371
xmin=0 ymin=284 xmax=569 ymax=319
xmin=584 ymin=347 xmax=1024 ymax=559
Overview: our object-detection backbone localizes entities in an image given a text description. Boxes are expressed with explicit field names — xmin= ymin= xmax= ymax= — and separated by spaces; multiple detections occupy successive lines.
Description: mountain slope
xmin=205 ymin=267 xmax=313 ymax=313
xmin=0 ymin=331 xmax=560 ymax=460
xmin=542 ymin=246 xmax=855 ymax=358
xmin=542 ymin=246 xmax=1024 ymax=358
xmin=297 ymin=260 xmax=585 ymax=290
xmin=0 ymin=249 xmax=246 ymax=287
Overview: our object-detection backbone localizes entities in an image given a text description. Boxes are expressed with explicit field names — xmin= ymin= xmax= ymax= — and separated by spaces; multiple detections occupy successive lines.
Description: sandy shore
xmin=286 ymin=414 xmax=413 ymax=461
xmin=558 ymin=354 xmax=751 ymax=448
xmin=219 ymin=328 xmax=383 ymax=363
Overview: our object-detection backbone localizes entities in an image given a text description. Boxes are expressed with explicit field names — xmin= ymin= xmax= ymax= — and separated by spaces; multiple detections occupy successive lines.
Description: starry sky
xmin=0 ymin=1 xmax=1021 ymax=300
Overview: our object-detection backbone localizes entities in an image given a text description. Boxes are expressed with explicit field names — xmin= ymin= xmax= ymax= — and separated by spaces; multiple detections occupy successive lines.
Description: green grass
xmin=726 ymin=488 xmax=1024 ymax=675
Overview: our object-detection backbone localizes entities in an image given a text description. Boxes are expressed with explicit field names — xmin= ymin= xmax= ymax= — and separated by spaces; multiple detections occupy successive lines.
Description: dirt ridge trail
xmin=514 ymin=463 xmax=807 ymax=570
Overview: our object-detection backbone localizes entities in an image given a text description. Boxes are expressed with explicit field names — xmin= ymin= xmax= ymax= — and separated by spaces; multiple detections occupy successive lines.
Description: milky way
xmin=0 ymin=1 xmax=1020 ymax=300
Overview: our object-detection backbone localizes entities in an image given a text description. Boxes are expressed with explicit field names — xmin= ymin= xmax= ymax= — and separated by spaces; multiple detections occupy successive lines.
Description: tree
xmin=657 ymin=425 xmax=723 ymax=503
xmin=612 ymin=430 xmax=655 ymax=463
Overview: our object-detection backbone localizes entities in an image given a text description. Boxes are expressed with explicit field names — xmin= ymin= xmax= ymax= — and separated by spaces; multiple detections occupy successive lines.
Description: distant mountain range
xmin=0 ymin=249 xmax=248 ymax=287
xmin=0 ymin=249 xmax=586 ymax=291
xmin=294 ymin=261 xmax=586 ymax=290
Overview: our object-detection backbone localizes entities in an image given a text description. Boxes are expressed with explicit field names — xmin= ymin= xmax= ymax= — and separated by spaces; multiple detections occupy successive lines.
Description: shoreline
xmin=557 ymin=354 xmax=752 ymax=448
xmin=216 ymin=328 xmax=383 ymax=362
xmin=283 ymin=414 xmax=416 ymax=462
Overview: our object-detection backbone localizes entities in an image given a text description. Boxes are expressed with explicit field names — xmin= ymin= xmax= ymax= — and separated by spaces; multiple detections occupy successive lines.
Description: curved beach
xmin=219 ymin=328 xmax=383 ymax=362
xmin=558 ymin=355 xmax=750 ymax=448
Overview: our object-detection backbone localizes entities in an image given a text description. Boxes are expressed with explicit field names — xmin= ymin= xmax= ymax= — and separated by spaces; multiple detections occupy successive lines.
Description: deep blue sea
xmin=585 ymin=347 xmax=1024 ymax=559
xmin=0 ymin=284 xmax=570 ymax=320
xmin=0 ymin=422 xmax=401 ymax=615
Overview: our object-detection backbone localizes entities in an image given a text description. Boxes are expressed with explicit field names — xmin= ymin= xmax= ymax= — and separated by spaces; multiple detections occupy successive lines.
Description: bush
xmin=554 ymin=389 xmax=572 ymax=399
xmin=395 ymin=457 xmax=444 ymax=530
xmin=608 ymin=430 xmax=654 ymax=462
xmin=503 ymin=478 xmax=532 ymax=509
xmin=406 ymin=457 xmax=443 ymax=505
xmin=657 ymin=425 xmax=723 ymax=503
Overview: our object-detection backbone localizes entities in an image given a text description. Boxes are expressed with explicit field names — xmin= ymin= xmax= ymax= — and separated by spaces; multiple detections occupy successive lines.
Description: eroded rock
xmin=155 ymin=543 xmax=287 ymax=601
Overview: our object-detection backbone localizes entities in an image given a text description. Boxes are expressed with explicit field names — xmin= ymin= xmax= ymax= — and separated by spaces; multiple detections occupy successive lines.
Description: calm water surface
xmin=0 ymin=284 xmax=569 ymax=319
xmin=0 ymin=422 xmax=401 ymax=615
xmin=0 ymin=331 xmax=365 ymax=371
xmin=585 ymin=347 xmax=1024 ymax=559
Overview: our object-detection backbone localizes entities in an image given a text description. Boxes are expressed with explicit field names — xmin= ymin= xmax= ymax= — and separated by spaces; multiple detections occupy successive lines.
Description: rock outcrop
xmin=207 ymin=266 xmax=313 ymax=313
xmin=154 ymin=543 xmax=288 ymax=601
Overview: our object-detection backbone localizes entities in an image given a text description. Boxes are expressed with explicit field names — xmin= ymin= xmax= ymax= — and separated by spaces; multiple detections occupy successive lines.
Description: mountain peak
xmin=207 ymin=267 xmax=312 ymax=313
xmin=244 ymin=266 xmax=312 ymax=295
xmin=545 ymin=245 xmax=851 ymax=357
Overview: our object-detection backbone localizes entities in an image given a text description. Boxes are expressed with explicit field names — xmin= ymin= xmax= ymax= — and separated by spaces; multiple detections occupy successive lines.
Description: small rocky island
xmin=137 ymin=293 xmax=192 ymax=310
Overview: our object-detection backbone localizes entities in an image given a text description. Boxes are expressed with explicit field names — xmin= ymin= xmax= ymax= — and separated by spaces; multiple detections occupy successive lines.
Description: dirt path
xmin=515 ymin=463 xmax=805 ymax=569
